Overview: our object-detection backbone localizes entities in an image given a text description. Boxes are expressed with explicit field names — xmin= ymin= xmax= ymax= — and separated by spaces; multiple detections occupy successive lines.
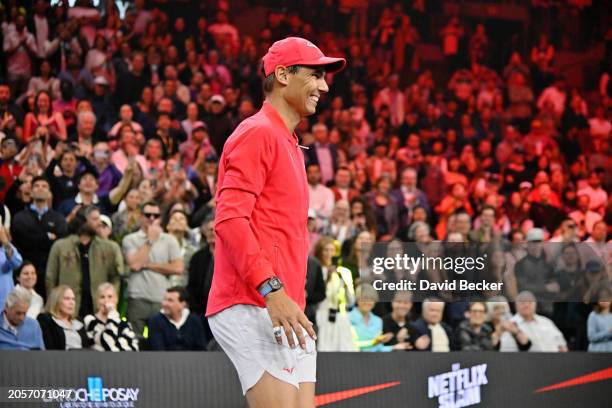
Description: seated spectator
xmin=0 ymin=286 xmax=45 ymax=350
xmin=577 ymin=171 xmax=607 ymax=215
xmin=148 ymin=286 xmax=206 ymax=351
xmin=83 ymin=283 xmax=138 ymax=351
xmin=37 ymin=285 xmax=91 ymax=350
xmin=365 ymin=175 xmax=399 ymax=241
xmin=179 ymin=123 xmax=215 ymax=170
xmin=569 ymin=194 xmax=602 ymax=239
xmin=123 ymin=201 xmax=183 ymax=337
xmin=349 ymin=283 xmax=410 ymax=352
xmin=412 ymin=298 xmax=455 ymax=351
xmin=587 ymin=286 xmax=612 ymax=352
xmin=382 ymin=291 xmax=429 ymax=350
xmin=110 ymin=124 xmax=149 ymax=176
xmin=46 ymin=205 xmax=124 ymax=318
xmin=0 ymin=224 xmax=23 ymax=307
xmin=455 ymin=301 xmax=499 ymax=351
xmin=0 ymin=137 xmax=23 ymax=203
xmin=13 ymin=262 xmax=43 ymax=319
xmin=331 ymin=166 xmax=359 ymax=203
xmin=489 ymin=296 xmax=531 ymax=352
xmin=504 ymin=291 xmax=568 ymax=352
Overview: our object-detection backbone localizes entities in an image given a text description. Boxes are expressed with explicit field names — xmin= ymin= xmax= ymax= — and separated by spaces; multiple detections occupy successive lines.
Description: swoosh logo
xmin=315 ymin=381 xmax=401 ymax=406
xmin=534 ymin=367 xmax=612 ymax=393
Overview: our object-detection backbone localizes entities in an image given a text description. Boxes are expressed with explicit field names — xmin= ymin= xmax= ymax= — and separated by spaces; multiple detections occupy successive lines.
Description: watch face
xmin=270 ymin=277 xmax=283 ymax=290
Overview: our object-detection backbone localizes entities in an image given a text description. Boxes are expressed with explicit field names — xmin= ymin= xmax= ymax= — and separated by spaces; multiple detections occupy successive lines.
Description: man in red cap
xmin=207 ymin=37 xmax=345 ymax=407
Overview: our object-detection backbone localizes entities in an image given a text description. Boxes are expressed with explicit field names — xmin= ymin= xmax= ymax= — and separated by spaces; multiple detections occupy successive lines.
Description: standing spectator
xmin=349 ymin=283 xmax=410 ymax=352
xmin=46 ymin=206 xmax=123 ymax=318
xmin=0 ymin=81 xmax=24 ymax=140
xmin=83 ymin=282 xmax=138 ymax=352
xmin=307 ymin=164 xmax=335 ymax=224
xmin=439 ymin=17 xmax=464 ymax=73
xmin=373 ymin=74 xmax=405 ymax=128
xmin=391 ymin=167 xmax=430 ymax=238
xmin=331 ymin=166 xmax=359 ymax=203
xmin=514 ymin=228 xmax=558 ymax=305
xmin=11 ymin=176 xmax=68 ymax=298
xmin=0 ymin=286 xmax=45 ymax=350
xmin=37 ymin=285 xmax=91 ymax=350
xmin=0 ymin=224 xmax=23 ymax=308
xmin=3 ymin=13 xmax=38 ymax=98
xmin=315 ymin=236 xmax=356 ymax=352
xmin=148 ymin=286 xmax=206 ymax=351
xmin=0 ymin=137 xmax=23 ymax=203
xmin=305 ymin=124 xmax=338 ymax=186
xmin=412 ymin=298 xmax=455 ymax=351
xmin=92 ymin=142 xmax=122 ymax=197
xmin=165 ymin=210 xmax=197 ymax=288
xmin=588 ymin=106 xmax=611 ymax=139
xmin=366 ymin=175 xmax=399 ymax=241
xmin=320 ymin=200 xmax=354 ymax=246
xmin=186 ymin=215 xmax=216 ymax=344
xmin=111 ymin=188 xmax=141 ymax=240
xmin=537 ymin=77 xmax=567 ymax=119
xmin=44 ymin=142 xmax=97 ymax=206
xmin=14 ymin=262 xmax=43 ymax=319
xmin=23 ymin=90 xmax=67 ymax=143
xmin=205 ymin=95 xmax=233 ymax=156
xmin=455 ymin=301 xmax=499 ymax=351
xmin=26 ymin=59 xmax=60 ymax=101
xmin=587 ymin=286 xmax=612 ymax=352
xmin=468 ymin=23 xmax=489 ymax=65
xmin=123 ymin=201 xmax=183 ymax=337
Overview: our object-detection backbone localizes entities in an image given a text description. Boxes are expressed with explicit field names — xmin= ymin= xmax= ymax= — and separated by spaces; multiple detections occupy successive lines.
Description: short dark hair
xmin=13 ymin=261 xmax=36 ymax=284
xmin=167 ymin=286 xmax=188 ymax=302
xmin=262 ymin=65 xmax=301 ymax=95
xmin=140 ymin=200 xmax=160 ymax=212
xmin=31 ymin=175 xmax=50 ymax=188
xmin=481 ymin=205 xmax=496 ymax=216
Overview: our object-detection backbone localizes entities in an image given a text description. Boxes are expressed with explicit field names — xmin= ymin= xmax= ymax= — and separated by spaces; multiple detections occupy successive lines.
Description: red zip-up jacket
xmin=206 ymin=101 xmax=309 ymax=316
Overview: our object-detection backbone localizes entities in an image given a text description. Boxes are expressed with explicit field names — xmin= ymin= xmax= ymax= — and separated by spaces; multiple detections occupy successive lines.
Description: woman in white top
xmin=14 ymin=262 xmax=43 ymax=319
xmin=314 ymin=236 xmax=357 ymax=351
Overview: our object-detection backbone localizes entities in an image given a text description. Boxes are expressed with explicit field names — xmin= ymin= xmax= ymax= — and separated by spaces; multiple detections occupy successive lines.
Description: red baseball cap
xmin=262 ymin=37 xmax=346 ymax=77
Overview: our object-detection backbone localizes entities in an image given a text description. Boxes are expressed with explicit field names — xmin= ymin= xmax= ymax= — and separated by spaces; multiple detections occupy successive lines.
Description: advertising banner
xmin=1 ymin=352 xmax=610 ymax=407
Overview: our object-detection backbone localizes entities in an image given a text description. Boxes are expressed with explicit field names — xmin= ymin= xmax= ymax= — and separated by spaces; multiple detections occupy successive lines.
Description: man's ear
xmin=274 ymin=66 xmax=290 ymax=86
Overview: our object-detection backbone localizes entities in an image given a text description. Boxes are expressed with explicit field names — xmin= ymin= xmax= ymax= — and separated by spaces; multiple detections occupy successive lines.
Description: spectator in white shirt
xmin=588 ymin=106 xmax=611 ymax=139
xmin=577 ymin=171 xmax=608 ymax=215
xmin=307 ymin=163 xmax=335 ymax=225
xmin=569 ymin=194 xmax=603 ymax=239
xmin=13 ymin=262 xmax=43 ymax=319
xmin=537 ymin=78 xmax=567 ymax=118
xmin=510 ymin=291 xmax=568 ymax=352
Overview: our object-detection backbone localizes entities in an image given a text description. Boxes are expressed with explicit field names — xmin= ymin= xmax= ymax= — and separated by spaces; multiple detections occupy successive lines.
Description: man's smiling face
xmin=284 ymin=66 xmax=328 ymax=117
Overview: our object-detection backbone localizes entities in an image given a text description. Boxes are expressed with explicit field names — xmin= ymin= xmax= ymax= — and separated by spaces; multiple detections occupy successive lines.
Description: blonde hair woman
xmin=37 ymin=285 xmax=91 ymax=350
xmin=314 ymin=236 xmax=357 ymax=351
xmin=83 ymin=283 xmax=139 ymax=351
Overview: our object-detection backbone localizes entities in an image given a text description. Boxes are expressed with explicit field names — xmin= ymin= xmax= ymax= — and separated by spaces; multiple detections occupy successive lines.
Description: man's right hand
xmin=265 ymin=288 xmax=316 ymax=350
xmin=147 ymin=221 xmax=162 ymax=242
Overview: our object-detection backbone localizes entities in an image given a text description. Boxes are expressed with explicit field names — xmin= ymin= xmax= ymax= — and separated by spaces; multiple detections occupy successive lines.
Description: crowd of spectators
xmin=0 ymin=0 xmax=610 ymax=353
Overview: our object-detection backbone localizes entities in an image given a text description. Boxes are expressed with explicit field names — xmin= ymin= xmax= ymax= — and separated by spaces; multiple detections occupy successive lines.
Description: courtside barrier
xmin=0 ymin=351 xmax=610 ymax=407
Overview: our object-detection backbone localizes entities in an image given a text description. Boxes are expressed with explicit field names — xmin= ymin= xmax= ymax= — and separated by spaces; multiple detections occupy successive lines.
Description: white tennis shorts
xmin=208 ymin=304 xmax=317 ymax=395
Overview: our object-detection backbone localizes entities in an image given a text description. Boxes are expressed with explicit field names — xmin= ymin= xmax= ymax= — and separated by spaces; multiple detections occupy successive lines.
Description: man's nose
xmin=318 ymin=78 xmax=329 ymax=93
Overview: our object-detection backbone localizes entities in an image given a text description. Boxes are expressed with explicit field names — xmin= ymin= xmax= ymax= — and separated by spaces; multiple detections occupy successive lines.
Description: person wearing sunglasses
xmin=122 ymin=200 xmax=184 ymax=338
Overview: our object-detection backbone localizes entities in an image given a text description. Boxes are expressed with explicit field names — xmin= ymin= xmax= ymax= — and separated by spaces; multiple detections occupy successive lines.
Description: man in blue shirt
xmin=0 ymin=286 xmax=45 ymax=350
xmin=0 ymin=224 xmax=22 ymax=308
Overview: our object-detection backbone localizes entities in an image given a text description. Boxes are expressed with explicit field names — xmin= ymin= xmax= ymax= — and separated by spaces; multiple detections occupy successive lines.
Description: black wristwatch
xmin=258 ymin=277 xmax=283 ymax=297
